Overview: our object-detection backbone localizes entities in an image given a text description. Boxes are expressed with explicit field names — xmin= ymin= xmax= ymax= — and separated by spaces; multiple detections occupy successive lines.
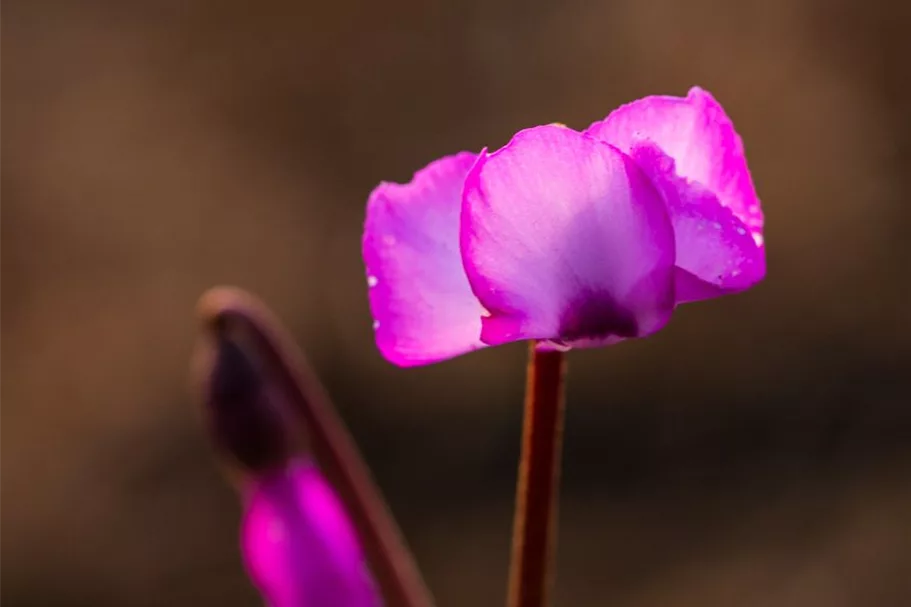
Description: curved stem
xmin=197 ymin=287 xmax=435 ymax=607
xmin=507 ymin=342 xmax=567 ymax=607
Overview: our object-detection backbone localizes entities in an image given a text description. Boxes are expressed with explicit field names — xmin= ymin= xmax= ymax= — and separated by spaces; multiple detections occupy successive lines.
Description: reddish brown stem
xmin=507 ymin=343 xmax=567 ymax=607
xmin=197 ymin=287 xmax=434 ymax=607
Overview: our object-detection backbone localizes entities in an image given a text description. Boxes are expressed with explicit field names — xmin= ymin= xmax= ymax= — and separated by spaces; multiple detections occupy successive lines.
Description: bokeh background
xmin=3 ymin=0 xmax=910 ymax=605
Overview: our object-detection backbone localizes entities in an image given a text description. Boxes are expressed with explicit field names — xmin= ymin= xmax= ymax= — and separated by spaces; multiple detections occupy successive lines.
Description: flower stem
xmin=197 ymin=287 xmax=435 ymax=607
xmin=507 ymin=343 xmax=567 ymax=607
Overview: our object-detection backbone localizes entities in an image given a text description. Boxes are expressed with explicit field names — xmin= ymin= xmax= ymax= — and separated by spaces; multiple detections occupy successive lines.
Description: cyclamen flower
xmin=364 ymin=87 xmax=765 ymax=366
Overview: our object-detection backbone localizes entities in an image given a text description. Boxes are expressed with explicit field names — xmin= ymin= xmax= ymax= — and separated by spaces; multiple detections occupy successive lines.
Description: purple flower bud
xmin=197 ymin=302 xmax=385 ymax=607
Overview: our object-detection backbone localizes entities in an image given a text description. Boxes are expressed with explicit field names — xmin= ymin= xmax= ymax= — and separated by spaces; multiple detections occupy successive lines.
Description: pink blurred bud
xmin=241 ymin=458 xmax=382 ymax=607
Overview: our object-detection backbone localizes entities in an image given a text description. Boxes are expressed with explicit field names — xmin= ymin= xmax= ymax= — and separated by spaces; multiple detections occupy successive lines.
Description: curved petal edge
xmin=586 ymin=87 xmax=766 ymax=302
xmin=363 ymin=152 xmax=487 ymax=366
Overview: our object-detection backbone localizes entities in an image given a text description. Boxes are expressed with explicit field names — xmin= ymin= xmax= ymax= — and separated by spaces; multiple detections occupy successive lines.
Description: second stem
xmin=507 ymin=342 xmax=567 ymax=607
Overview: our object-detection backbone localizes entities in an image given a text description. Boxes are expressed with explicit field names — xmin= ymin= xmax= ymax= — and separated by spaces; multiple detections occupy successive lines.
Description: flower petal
xmin=628 ymin=142 xmax=765 ymax=303
xmin=586 ymin=87 xmax=765 ymax=301
xmin=363 ymin=152 xmax=487 ymax=366
xmin=241 ymin=459 xmax=381 ymax=607
xmin=461 ymin=125 xmax=676 ymax=349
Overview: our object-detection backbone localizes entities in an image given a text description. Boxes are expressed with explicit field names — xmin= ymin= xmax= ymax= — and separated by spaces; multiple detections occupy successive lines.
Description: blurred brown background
xmin=3 ymin=0 xmax=910 ymax=605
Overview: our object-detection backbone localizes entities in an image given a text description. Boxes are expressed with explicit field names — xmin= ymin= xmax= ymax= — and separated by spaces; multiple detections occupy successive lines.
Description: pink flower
xmin=363 ymin=87 xmax=765 ymax=366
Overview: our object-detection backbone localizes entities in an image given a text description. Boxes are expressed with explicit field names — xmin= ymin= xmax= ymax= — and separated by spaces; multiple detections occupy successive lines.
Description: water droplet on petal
xmin=736 ymin=226 xmax=747 ymax=236
xmin=711 ymin=221 xmax=722 ymax=230
xmin=754 ymin=233 xmax=764 ymax=246
xmin=372 ymin=320 xmax=380 ymax=330
xmin=367 ymin=275 xmax=378 ymax=288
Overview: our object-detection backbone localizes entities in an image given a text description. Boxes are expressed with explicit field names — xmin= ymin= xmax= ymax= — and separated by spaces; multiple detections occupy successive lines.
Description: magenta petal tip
xmin=241 ymin=459 xmax=381 ymax=607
